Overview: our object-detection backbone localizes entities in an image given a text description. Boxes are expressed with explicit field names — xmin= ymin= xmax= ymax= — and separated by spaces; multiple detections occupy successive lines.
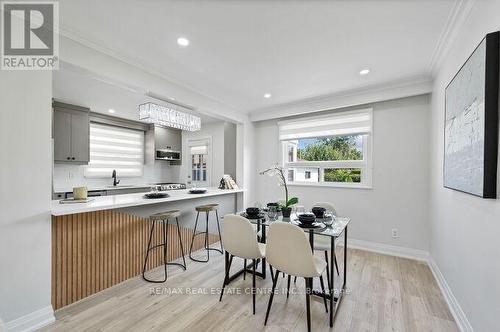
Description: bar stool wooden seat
xmin=142 ymin=209 xmax=187 ymax=283
xmin=189 ymin=204 xmax=223 ymax=262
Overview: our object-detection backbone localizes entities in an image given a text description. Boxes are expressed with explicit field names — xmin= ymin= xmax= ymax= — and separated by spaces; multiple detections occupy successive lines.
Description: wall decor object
xmin=444 ymin=31 xmax=499 ymax=198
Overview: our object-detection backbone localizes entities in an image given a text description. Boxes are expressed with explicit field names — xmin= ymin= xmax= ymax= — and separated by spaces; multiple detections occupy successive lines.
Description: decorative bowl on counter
xmin=189 ymin=188 xmax=207 ymax=194
xmin=144 ymin=192 xmax=169 ymax=199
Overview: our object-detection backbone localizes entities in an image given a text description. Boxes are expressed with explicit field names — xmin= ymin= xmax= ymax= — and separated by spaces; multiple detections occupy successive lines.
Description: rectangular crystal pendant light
xmin=139 ymin=102 xmax=201 ymax=131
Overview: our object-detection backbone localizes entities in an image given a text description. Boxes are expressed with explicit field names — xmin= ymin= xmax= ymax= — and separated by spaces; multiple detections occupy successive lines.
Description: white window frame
xmin=280 ymin=109 xmax=373 ymax=189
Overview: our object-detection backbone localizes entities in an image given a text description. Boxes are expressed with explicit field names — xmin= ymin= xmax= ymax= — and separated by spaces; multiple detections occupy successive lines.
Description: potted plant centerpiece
xmin=260 ymin=165 xmax=298 ymax=218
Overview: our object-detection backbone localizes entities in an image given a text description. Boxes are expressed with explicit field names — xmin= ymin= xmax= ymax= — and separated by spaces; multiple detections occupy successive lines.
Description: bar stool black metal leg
xmin=189 ymin=212 xmax=209 ymax=263
xmin=205 ymin=211 xmax=209 ymax=260
xmin=175 ymin=217 xmax=187 ymax=269
xmin=142 ymin=220 xmax=168 ymax=283
xmin=243 ymin=259 xmax=247 ymax=280
xmin=163 ymin=220 xmax=168 ymax=280
xmin=142 ymin=220 xmax=156 ymax=281
xmin=215 ymin=209 xmax=223 ymax=252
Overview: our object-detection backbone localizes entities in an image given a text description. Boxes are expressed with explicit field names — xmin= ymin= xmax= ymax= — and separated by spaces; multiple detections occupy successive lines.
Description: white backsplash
xmin=53 ymin=162 xmax=181 ymax=192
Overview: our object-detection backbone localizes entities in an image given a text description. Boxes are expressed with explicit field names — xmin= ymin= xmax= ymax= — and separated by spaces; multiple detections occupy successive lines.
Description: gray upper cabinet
xmin=154 ymin=125 xmax=181 ymax=151
xmin=53 ymin=102 xmax=90 ymax=164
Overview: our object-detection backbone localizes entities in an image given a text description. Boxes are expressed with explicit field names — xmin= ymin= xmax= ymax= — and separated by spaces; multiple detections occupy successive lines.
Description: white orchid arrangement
xmin=259 ymin=165 xmax=298 ymax=208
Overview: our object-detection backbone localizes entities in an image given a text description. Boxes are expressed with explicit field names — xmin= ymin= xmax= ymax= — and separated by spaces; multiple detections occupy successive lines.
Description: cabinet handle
xmin=67 ymin=157 xmax=71 ymax=160
xmin=71 ymin=157 xmax=75 ymax=160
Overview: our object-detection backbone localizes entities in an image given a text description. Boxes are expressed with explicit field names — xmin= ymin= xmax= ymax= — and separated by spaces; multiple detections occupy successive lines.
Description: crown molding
xmin=427 ymin=0 xmax=476 ymax=77
xmin=249 ymin=77 xmax=432 ymax=122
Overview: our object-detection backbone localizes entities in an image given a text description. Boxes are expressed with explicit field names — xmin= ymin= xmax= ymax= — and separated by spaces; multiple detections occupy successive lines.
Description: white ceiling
xmin=53 ymin=64 xmax=220 ymax=124
xmin=59 ymin=0 xmax=457 ymax=113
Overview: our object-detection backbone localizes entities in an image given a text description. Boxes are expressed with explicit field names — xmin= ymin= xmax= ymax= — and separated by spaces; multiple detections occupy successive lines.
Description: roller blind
xmin=190 ymin=145 xmax=207 ymax=155
xmin=85 ymin=123 xmax=144 ymax=178
xmin=278 ymin=108 xmax=372 ymax=140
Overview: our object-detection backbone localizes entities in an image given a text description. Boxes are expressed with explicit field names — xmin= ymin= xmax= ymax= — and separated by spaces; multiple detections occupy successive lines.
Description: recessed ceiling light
xmin=169 ymin=97 xmax=176 ymax=101
xmin=177 ymin=37 xmax=190 ymax=47
xmin=359 ymin=68 xmax=370 ymax=76
xmin=108 ymin=109 xmax=115 ymax=113
xmin=264 ymin=93 xmax=272 ymax=99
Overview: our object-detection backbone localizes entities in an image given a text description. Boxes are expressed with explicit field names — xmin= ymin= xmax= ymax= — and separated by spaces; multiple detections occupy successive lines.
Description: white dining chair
xmin=264 ymin=222 xmax=328 ymax=332
xmin=219 ymin=214 xmax=266 ymax=314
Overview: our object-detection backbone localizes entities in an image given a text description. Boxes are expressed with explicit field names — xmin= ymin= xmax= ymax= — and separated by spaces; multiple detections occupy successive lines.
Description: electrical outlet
xmin=391 ymin=228 xmax=399 ymax=239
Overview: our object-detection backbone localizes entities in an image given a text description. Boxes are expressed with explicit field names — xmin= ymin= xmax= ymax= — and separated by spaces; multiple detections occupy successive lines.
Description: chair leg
xmin=324 ymin=251 xmax=331 ymax=291
xmin=334 ymin=253 xmax=340 ymax=276
xmin=243 ymin=259 xmax=247 ymax=280
xmin=294 ymin=276 xmax=297 ymax=283
xmin=219 ymin=254 xmax=233 ymax=302
xmin=264 ymin=269 xmax=280 ymax=325
xmin=286 ymin=274 xmax=291 ymax=299
xmin=163 ymin=220 xmax=168 ymax=279
xmin=215 ymin=209 xmax=223 ymax=252
xmin=319 ymin=275 xmax=328 ymax=313
xmin=205 ymin=212 xmax=209 ymax=259
xmin=142 ymin=220 xmax=155 ymax=279
xmin=175 ymin=217 xmax=187 ymax=269
xmin=269 ymin=265 xmax=274 ymax=279
xmin=189 ymin=212 xmax=209 ymax=262
xmin=252 ymin=259 xmax=256 ymax=315
xmin=305 ymin=278 xmax=312 ymax=332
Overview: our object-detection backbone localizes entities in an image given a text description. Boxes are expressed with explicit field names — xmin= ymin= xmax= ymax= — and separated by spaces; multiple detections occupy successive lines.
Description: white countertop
xmin=51 ymin=188 xmax=244 ymax=216
xmin=53 ymin=184 xmax=154 ymax=193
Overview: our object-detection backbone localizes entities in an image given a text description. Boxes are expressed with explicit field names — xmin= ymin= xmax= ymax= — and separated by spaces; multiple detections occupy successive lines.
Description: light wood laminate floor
xmin=41 ymin=246 xmax=458 ymax=332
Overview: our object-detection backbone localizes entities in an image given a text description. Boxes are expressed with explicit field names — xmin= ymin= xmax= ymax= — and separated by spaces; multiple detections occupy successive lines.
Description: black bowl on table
xmin=189 ymin=188 xmax=207 ymax=194
xmin=266 ymin=202 xmax=281 ymax=212
xmin=298 ymin=213 xmax=316 ymax=225
xmin=246 ymin=207 xmax=260 ymax=216
xmin=311 ymin=206 xmax=326 ymax=219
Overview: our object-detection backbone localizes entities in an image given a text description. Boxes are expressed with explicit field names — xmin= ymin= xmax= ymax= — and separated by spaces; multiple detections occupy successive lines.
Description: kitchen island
xmin=50 ymin=188 xmax=243 ymax=310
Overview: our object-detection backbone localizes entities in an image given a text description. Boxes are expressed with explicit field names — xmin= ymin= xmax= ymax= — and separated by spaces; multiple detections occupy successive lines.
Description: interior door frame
xmin=187 ymin=136 xmax=213 ymax=187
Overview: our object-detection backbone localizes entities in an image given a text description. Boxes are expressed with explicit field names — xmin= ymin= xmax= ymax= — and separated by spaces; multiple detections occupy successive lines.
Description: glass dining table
xmin=225 ymin=212 xmax=350 ymax=327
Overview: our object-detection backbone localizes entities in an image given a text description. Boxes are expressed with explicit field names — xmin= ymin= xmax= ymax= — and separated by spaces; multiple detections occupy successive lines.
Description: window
xmin=85 ymin=123 xmax=144 ymax=178
xmin=190 ymin=143 xmax=209 ymax=184
xmin=188 ymin=139 xmax=211 ymax=186
xmin=279 ymin=108 xmax=372 ymax=188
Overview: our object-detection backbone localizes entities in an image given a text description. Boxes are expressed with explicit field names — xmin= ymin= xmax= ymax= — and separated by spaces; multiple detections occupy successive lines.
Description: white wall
xmin=0 ymin=71 xmax=54 ymax=327
xmin=254 ymin=94 xmax=430 ymax=251
xmin=429 ymin=2 xmax=500 ymax=331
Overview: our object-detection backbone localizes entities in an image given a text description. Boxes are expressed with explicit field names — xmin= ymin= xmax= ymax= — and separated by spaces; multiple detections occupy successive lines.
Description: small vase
xmin=282 ymin=207 xmax=292 ymax=218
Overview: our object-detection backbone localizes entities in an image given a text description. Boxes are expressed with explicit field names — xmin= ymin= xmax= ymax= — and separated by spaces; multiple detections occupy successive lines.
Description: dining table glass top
xmin=241 ymin=212 xmax=350 ymax=238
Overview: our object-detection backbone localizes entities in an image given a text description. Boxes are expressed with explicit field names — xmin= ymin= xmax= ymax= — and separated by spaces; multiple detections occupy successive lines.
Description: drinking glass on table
xmin=323 ymin=209 xmax=335 ymax=226
xmin=294 ymin=205 xmax=305 ymax=215
xmin=267 ymin=206 xmax=278 ymax=221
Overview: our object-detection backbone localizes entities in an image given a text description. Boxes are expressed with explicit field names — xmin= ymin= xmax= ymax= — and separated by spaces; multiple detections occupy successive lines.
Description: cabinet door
xmin=70 ymin=111 xmax=90 ymax=163
xmin=53 ymin=110 xmax=72 ymax=161
xmin=168 ymin=128 xmax=182 ymax=152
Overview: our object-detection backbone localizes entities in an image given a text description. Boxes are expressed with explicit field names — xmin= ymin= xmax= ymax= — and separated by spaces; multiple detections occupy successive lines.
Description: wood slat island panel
xmin=52 ymin=210 xmax=218 ymax=310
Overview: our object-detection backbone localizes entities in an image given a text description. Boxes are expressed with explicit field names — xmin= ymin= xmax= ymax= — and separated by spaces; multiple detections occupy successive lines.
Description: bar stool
xmin=189 ymin=204 xmax=223 ymax=262
xmin=142 ymin=210 xmax=187 ymax=283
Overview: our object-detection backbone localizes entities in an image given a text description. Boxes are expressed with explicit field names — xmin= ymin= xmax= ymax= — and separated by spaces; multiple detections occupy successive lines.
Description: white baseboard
xmin=428 ymin=258 xmax=474 ymax=332
xmin=338 ymin=237 xmax=430 ymax=261
xmin=339 ymin=238 xmax=472 ymax=332
xmin=6 ymin=306 xmax=55 ymax=332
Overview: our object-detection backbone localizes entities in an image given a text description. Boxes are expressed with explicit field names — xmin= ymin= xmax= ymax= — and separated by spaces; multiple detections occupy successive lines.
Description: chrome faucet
xmin=112 ymin=169 xmax=120 ymax=186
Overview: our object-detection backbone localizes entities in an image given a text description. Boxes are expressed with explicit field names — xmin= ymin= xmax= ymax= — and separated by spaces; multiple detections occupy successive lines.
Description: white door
xmin=187 ymin=138 xmax=211 ymax=187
